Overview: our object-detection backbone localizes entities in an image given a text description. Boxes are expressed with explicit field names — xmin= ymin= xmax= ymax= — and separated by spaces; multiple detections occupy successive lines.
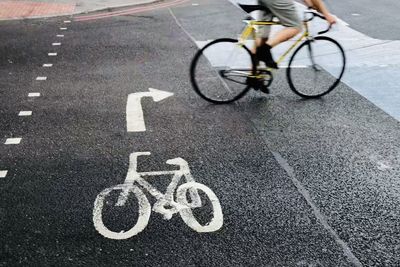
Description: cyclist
xmin=255 ymin=0 xmax=337 ymax=68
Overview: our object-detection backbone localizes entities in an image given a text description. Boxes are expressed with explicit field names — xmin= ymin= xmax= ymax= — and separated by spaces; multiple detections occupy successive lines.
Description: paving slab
xmin=0 ymin=0 xmax=157 ymax=20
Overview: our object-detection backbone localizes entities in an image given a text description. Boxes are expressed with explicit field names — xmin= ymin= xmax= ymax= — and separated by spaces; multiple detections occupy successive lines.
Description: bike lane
xmin=171 ymin=0 xmax=400 ymax=265
xmin=0 ymin=4 xmax=354 ymax=267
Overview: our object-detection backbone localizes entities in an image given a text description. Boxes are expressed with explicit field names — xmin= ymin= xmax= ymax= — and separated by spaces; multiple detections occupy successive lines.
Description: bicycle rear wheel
xmin=93 ymin=184 xmax=151 ymax=240
xmin=190 ymin=38 xmax=256 ymax=104
xmin=287 ymin=36 xmax=346 ymax=98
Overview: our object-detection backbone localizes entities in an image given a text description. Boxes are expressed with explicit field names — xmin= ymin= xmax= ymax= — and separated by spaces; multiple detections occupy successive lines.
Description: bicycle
xmin=190 ymin=4 xmax=346 ymax=104
xmin=93 ymin=152 xmax=223 ymax=240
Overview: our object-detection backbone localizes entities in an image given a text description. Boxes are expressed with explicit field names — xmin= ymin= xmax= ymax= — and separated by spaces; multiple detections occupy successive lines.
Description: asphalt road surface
xmin=1 ymin=0 xmax=400 ymax=266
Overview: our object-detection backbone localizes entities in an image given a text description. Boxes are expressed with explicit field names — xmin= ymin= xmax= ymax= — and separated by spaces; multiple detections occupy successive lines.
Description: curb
xmin=75 ymin=0 xmax=185 ymax=21
xmin=73 ymin=0 xmax=160 ymax=15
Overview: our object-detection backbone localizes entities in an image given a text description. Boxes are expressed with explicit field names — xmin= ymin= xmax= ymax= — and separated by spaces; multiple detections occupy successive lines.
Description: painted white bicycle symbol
xmin=93 ymin=152 xmax=223 ymax=240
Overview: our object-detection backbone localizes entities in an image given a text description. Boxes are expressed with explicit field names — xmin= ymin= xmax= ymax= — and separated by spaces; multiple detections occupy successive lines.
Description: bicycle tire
xmin=93 ymin=184 xmax=151 ymax=239
xmin=286 ymin=36 xmax=346 ymax=98
xmin=190 ymin=38 xmax=256 ymax=104
xmin=177 ymin=182 xmax=223 ymax=232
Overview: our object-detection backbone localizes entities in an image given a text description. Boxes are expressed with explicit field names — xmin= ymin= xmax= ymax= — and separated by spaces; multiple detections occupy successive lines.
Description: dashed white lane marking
xmin=0 ymin=170 xmax=7 ymax=178
xmin=5 ymin=138 xmax=22 ymax=145
xmin=57 ymin=35 xmax=64 ymax=38
xmin=48 ymin=53 xmax=57 ymax=56
xmin=352 ymin=13 xmax=361 ymax=16
xmin=43 ymin=64 xmax=53 ymax=67
xmin=36 ymin=76 xmax=47 ymax=81
xmin=192 ymin=3 xmax=199 ymax=5
xmin=19 ymin=111 xmax=32 ymax=116
xmin=64 ymin=20 xmax=71 ymax=23
xmin=60 ymin=27 xmax=67 ymax=30
xmin=52 ymin=43 xmax=61 ymax=46
xmin=377 ymin=161 xmax=392 ymax=171
xmin=28 ymin=92 xmax=40 ymax=97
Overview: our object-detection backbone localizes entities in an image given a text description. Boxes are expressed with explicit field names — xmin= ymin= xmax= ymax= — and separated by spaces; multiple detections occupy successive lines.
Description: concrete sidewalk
xmin=0 ymin=0 xmax=156 ymax=20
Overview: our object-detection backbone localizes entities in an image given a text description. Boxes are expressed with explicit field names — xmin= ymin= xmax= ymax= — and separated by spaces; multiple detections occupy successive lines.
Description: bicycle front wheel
xmin=190 ymin=38 xmax=256 ymax=104
xmin=287 ymin=36 xmax=346 ymax=98
xmin=177 ymin=182 xmax=223 ymax=232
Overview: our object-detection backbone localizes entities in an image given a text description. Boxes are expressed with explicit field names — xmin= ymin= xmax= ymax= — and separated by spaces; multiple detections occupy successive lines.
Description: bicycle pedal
xmin=260 ymin=86 xmax=270 ymax=94
xmin=246 ymin=77 xmax=262 ymax=90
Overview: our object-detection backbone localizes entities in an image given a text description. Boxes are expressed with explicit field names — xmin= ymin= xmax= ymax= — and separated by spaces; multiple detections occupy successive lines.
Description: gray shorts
xmin=257 ymin=0 xmax=302 ymax=38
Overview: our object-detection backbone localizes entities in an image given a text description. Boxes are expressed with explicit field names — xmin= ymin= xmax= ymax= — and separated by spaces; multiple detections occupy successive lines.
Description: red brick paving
xmin=0 ymin=1 xmax=75 ymax=19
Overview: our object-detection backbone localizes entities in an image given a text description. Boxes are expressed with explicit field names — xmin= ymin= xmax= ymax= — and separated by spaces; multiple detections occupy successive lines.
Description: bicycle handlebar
xmin=304 ymin=10 xmax=332 ymax=35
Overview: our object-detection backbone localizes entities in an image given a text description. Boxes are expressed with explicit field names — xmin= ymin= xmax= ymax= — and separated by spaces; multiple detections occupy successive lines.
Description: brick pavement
xmin=0 ymin=1 xmax=75 ymax=19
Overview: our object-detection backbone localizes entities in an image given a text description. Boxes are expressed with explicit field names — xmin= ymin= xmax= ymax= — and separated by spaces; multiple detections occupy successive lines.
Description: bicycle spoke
xmin=190 ymin=39 xmax=255 ymax=103
xmin=287 ymin=37 xmax=346 ymax=98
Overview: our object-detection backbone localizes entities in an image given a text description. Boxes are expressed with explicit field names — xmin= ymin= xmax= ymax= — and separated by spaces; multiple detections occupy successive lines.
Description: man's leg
xmin=255 ymin=37 xmax=268 ymax=49
xmin=256 ymin=0 xmax=302 ymax=68
xmin=266 ymin=27 xmax=301 ymax=48
xmin=253 ymin=3 xmax=272 ymax=54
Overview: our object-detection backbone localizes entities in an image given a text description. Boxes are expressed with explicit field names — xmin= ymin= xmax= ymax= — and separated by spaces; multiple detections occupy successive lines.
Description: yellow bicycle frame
xmin=238 ymin=20 xmax=310 ymax=65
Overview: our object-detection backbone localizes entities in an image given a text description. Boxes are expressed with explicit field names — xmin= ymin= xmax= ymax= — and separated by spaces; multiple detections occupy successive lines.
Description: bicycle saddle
xmin=238 ymin=4 xmax=270 ymax=13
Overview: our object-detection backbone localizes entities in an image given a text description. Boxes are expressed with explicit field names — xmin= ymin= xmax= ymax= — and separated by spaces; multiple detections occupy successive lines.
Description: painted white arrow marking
xmin=126 ymin=88 xmax=173 ymax=132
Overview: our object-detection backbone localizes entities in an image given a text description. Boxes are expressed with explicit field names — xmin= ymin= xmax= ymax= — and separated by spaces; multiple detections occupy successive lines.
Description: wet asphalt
xmin=1 ymin=0 xmax=400 ymax=266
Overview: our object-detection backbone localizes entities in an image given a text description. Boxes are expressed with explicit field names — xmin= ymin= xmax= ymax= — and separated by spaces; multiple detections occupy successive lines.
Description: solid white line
xmin=5 ymin=138 xmax=22 ymax=145
xmin=19 ymin=111 xmax=32 ymax=116
xmin=36 ymin=76 xmax=47 ymax=81
xmin=272 ymin=152 xmax=363 ymax=267
xmin=48 ymin=53 xmax=57 ymax=56
xmin=52 ymin=43 xmax=61 ymax=46
xmin=28 ymin=92 xmax=40 ymax=97
xmin=57 ymin=35 xmax=64 ymax=37
xmin=60 ymin=27 xmax=67 ymax=30
xmin=168 ymin=8 xmax=197 ymax=44
xmin=43 ymin=64 xmax=53 ymax=67
xmin=0 ymin=170 xmax=7 ymax=178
